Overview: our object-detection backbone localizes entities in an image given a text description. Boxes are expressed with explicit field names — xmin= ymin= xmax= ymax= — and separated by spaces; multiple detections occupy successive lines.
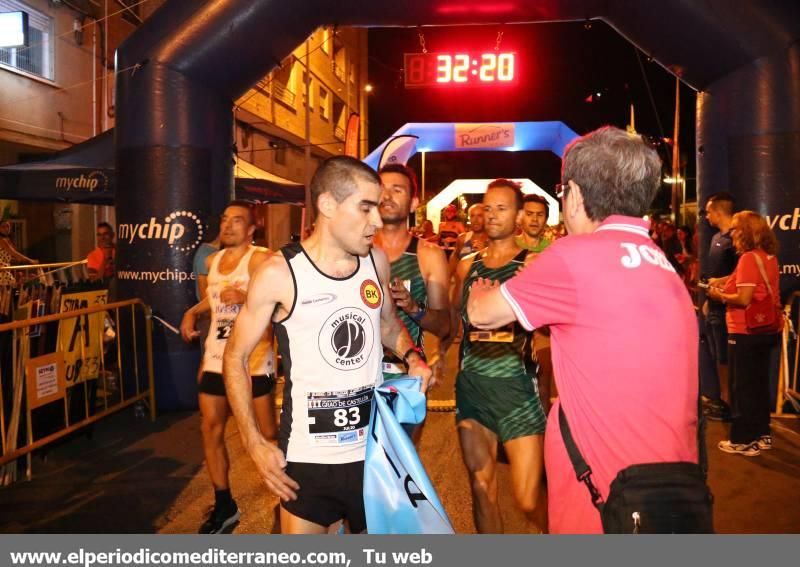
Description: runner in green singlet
xmin=374 ymin=164 xmax=450 ymax=375
xmin=452 ymin=179 xmax=547 ymax=534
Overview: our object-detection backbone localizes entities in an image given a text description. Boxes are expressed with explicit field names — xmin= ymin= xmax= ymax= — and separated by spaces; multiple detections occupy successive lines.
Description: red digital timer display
xmin=403 ymin=52 xmax=517 ymax=88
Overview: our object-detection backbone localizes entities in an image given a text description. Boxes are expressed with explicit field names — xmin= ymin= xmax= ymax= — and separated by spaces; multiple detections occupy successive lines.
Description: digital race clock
xmin=403 ymin=52 xmax=517 ymax=88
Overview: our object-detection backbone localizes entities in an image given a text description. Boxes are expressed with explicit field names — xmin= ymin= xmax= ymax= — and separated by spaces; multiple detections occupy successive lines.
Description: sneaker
xmin=198 ymin=505 xmax=240 ymax=534
xmin=703 ymin=399 xmax=731 ymax=422
xmin=718 ymin=440 xmax=760 ymax=457
xmin=757 ymin=435 xmax=773 ymax=450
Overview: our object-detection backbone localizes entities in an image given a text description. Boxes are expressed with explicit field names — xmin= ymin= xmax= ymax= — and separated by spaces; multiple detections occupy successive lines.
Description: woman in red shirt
xmin=707 ymin=211 xmax=781 ymax=456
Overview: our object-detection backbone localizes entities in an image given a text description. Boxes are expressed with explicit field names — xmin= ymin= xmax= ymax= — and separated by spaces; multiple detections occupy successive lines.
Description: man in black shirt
xmin=701 ymin=193 xmax=737 ymax=420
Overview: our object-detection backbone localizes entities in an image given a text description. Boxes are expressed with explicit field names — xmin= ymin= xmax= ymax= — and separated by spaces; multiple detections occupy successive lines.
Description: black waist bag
xmin=559 ymin=406 xmax=714 ymax=534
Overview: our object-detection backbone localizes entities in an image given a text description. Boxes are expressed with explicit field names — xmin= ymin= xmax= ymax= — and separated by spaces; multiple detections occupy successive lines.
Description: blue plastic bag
xmin=363 ymin=375 xmax=454 ymax=534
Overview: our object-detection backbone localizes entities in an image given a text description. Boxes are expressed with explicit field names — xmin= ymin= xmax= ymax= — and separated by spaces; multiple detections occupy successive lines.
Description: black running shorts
xmin=198 ymin=372 xmax=274 ymax=398
xmin=281 ymin=461 xmax=366 ymax=533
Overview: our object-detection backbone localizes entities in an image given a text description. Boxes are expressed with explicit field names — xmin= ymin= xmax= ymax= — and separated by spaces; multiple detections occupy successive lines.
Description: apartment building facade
xmin=0 ymin=0 xmax=162 ymax=262
xmin=234 ymin=25 xmax=370 ymax=246
xmin=1 ymin=0 xmax=369 ymax=261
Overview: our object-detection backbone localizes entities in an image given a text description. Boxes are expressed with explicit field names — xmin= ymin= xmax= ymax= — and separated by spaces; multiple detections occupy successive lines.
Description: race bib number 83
xmin=307 ymin=385 xmax=373 ymax=446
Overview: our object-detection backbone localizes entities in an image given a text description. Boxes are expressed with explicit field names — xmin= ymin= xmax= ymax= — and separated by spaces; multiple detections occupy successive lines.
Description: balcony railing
xmin=333 ymin=62 xmax=346 ymax=83
xmin=273 ymin=82 xmax=296 ymax=107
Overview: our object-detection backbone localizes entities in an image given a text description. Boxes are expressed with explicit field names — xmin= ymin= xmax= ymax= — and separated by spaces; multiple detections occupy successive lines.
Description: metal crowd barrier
xmin=0 ymin=298 xmax=156 ymax=483
xmin=0 ymin=259 xmax=88 ymax=286
xmin=777 ymin=292 xmax=800 ymax=417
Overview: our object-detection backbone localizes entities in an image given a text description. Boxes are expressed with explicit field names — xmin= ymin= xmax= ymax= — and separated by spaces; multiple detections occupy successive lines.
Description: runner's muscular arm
xmin=450 ymin=254 xmax=474 ymax=340
xmin=373 ymin=248 xmax=434 ymax=391
xmin=197 ymin=251 xmax=214 ymax=299
xmin=223 ymin=256 xmax=300 ymax=501
xmin=197 ymin=275 xmax=209 ymax=300
xmin=249 ymin=248 xmax=274 ymax=343
xmin=415 ymin=242 xmax=451 ymax=338
xmin=447 ymin=232 xmax=467 ymax=277
xmin=179 ymin=251 xmax=219 ymax=342
xmin=180 ymin=296 xmax=211 ymax=342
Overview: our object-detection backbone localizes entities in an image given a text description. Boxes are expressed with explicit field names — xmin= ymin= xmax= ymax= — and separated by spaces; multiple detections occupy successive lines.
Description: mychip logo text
xmin=118 ymin=210 xmax=204 ymax=252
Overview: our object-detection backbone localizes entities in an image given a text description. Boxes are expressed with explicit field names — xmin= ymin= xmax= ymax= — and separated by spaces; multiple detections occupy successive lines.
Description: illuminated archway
xmin=426 ymin=178 xmax=559 ymax=230
xmin=363 ymin=121 xmax=580 ymax=170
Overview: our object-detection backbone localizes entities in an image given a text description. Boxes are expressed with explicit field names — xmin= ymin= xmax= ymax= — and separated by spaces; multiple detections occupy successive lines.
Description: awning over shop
xmin=233 ymin=158 xmax=304 ymax=205
xmin=0 ymin=129 xmax=304 ymax=206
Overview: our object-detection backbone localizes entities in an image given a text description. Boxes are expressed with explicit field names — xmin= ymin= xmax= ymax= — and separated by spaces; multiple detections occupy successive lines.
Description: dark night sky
xmin=367 ymin=21 xmax=697 ymax=214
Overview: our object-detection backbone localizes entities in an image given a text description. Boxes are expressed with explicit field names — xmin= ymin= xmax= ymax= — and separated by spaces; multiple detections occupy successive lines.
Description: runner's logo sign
xmin=118 ymin=210 xmax=204 ymax=252
xmin=454 ymin=123 xmax=515 ymax=149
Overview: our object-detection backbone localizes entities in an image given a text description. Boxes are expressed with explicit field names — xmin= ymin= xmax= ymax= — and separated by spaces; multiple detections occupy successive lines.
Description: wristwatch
xmin=409 ymin=304 xmax=427 ymax=323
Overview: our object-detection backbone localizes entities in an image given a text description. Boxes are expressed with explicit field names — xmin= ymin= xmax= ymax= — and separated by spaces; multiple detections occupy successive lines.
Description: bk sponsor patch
xmin=360 ymin=279 xmax=382 ymax=309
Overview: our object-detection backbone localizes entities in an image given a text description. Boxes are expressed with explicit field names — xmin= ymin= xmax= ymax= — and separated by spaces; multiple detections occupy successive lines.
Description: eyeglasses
xmin=555 ymin=183 xmax=570 ymax=199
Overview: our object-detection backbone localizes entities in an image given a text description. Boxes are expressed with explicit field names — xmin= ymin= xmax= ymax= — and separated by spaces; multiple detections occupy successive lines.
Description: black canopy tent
xmin=0 ymin=128 xmax=305 ymax=205
xmin=0 ymin=130 xmax=115 ymax=205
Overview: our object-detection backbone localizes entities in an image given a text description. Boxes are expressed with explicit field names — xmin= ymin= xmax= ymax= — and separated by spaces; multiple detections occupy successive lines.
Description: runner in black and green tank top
xmin=390 ymin=236 xmax=427 ymax=348
xmin=460 ymin=248 xmax=529 ymax=378
xmin=452 ymin=179 xmax=547 ymax=534
xmin=376 ymin=164 xmax=452 ymax=376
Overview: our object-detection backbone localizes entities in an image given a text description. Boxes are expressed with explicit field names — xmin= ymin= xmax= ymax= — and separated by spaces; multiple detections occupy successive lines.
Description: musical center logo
xmin=319 ymin=307 xmax=375 ymax=371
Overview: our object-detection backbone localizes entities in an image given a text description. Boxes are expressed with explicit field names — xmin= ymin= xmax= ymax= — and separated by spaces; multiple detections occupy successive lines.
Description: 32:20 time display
xmin=404 ymin=52 xmax=517 ymax=87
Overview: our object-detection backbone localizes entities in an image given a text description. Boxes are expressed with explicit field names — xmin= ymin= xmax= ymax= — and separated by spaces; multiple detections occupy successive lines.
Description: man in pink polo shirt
xmin=467 ymin=126 xmax=698 ymax=534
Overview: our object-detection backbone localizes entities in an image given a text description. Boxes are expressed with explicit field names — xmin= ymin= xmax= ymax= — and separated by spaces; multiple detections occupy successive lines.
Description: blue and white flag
xmin=377 ymin=135 xmax=419 ymax=169
xmin=364 ymin=376 xmax=454 ymax=534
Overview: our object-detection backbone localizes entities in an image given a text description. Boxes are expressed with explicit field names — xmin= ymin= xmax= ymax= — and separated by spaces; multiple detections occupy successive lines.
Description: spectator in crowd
xmin=660 ymin=222 xmax=684 ymax=274
xmin=544 ymin=222 xmax=567 ymax=241
xmin=417 ymin=219 xmax=438 ymax=243
xmin=191 ymin=217 xmax=222 ymax=395
xmin=676 ymin=225 xmax=698 ymax=289
xmin=87 ymin=222 xmax=116 ymax=281
xmin=438 ymin=204 xmax=466 ymax=252
xmin=0 ymin=219 xmax=37 ymax=286
xmin=649 ymin=219 xmax=663 ymax=246
xmin=516 ymin=194 xmax=551 ymax=254
xmin=515 ymin=193 xmax=555 ymax=413
xmin=466 ymin=126 xmax=698 ymax=533
xmin=193 ymin=219 xmax=222 ymax=301
xmin=707 ymin=211 xmax=781 ymax=456
xmin=449 ymin=204 xmax=489 ymax=275
xmin=701 ymin=193 xmax=737 ymax=421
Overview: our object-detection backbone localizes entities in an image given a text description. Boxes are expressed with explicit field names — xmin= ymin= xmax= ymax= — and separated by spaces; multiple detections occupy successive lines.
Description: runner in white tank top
xmin=275 ymin=242 xmax=383 ymax=464
xmin=224 ymin=156 xmax=433 ymax=534
xmin=203 ymin=245 xmax=272 ymax=376
xmin=179 ymin=201 xmax=276 ymax=534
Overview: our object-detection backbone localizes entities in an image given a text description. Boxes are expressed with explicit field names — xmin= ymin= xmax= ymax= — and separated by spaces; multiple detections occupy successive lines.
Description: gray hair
xmin=561 ymin=126 xmax=662 ymax=221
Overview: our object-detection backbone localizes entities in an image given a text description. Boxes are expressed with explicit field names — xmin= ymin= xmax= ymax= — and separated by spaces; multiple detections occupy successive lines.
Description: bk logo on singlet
xmin=360 ymin=279 xmax=382 ymax=309
xmin=319 ymin=307 xmax=375 ymax=370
